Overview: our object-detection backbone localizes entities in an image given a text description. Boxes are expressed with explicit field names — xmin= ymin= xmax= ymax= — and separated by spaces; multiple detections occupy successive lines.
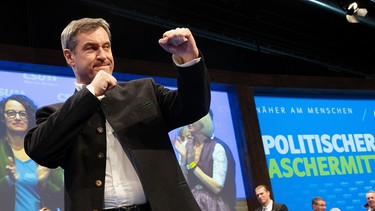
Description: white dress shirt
xmin=263 ymin=200 xmax=273 ymax=211
xmin=103 ymin=120 xmax=146 ymax=208
xmin=76 ymin=83 xmax=145 ymax=209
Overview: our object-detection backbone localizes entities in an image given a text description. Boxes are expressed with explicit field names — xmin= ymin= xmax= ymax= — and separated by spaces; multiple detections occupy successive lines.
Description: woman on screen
xmin=174 ymin=112 xmax=236 ymax=211
xmin=0 ymin=95 xmax=64 ymax=211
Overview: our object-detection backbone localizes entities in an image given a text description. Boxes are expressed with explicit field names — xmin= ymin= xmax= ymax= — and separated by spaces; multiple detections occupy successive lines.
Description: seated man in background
xmin=255 ymin=185 xmax=288 ymax=211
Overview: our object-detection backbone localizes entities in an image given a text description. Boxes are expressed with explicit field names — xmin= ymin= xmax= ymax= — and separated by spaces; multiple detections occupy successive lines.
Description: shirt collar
xmin=75 ymin=82 xmax=86 ymax=91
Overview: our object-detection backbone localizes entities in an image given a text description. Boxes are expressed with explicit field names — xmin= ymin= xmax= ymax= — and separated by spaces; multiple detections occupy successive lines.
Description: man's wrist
xmin=173 ymin=56 xmax=201 ymax=67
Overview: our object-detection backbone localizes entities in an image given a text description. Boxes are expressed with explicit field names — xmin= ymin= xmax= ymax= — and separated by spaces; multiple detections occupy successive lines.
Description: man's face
xmin=64 ymin=27 xmax=114 ymax=84
xmin=255 ymin=187 xmax=270 ymax=206
xmin=367 ymin=192 xmax=375 ymax=209
xmin=312 ymin=199 xmax=326 ymax=211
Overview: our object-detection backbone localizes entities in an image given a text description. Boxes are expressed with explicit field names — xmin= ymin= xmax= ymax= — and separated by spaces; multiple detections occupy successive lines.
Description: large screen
xmin=168 ymin=88 xmax=246 ymax=199
xmin=254 ymin=90 xmax=375 ymax=211
xmin=0 ymin=60 xmax=246 ymax=210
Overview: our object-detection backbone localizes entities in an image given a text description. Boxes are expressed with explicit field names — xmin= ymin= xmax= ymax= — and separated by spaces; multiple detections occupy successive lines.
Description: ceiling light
xmin=346 ymin=2 xmax=368 ymax=23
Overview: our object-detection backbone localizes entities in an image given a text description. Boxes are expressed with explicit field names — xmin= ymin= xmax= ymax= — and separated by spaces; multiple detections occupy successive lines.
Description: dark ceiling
xmin=2 ymin=0 xmax=375 ymax=78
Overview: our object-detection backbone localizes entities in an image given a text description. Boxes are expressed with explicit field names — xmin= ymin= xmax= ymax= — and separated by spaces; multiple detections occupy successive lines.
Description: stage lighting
xmin=346 ymin=1 xmax=368 ymax=23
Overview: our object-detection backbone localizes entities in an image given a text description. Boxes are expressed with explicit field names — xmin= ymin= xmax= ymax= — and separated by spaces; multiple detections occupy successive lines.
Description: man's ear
xmin=63 ymin=49 xmax=74 ymax=66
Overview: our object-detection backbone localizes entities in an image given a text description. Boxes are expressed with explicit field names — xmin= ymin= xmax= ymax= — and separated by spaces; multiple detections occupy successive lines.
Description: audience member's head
xmin=312 ymin=197 xmax=326 ymax=211
xmin=366 ymin=190 xmax=375 ymax=210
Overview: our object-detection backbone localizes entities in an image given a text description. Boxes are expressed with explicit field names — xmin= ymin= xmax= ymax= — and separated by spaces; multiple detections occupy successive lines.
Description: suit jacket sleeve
xmin=24 ymin=89 xmax=101 ymax=168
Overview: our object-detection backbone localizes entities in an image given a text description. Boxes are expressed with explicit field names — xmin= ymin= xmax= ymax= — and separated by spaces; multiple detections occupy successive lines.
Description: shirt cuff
xmin=173 ymin=57 xmax=202 ymax=67
xmin=86 ymin=84 xmax=95 ymax=95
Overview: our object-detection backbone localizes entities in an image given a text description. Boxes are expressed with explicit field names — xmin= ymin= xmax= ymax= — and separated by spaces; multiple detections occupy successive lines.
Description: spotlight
xmin=346 ymin=2 xmax=368 ymax=23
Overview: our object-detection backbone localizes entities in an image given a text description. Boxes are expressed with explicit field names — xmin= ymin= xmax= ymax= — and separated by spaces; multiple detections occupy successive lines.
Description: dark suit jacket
xmin=255 ymin=201 xmax=289 ymax=211
xmin=24 ymin=59 xmax=211 ymax=211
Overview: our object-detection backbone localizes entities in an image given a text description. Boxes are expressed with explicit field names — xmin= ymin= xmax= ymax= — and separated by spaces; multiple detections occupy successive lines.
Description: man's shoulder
xmin=273 ymin=202 xmax=288 ymax=211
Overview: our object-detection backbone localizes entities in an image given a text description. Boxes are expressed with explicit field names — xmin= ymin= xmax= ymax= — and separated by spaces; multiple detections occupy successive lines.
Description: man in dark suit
xmin=255 ymin=185 xmax=288 ymax=211
xmin=24 ymin=17 xmax=210 ymax=211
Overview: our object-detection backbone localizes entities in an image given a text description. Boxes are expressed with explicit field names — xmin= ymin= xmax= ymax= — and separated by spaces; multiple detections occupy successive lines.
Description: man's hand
xmin=158 ymin=28 xmax=199 ymax=64
xmin=89 ymin=70 xmax=117 ymax=96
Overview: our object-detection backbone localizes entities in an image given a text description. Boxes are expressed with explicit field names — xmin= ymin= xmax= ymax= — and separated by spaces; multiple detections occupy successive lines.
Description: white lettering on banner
xmin=307 ymin=107 xmax=353 ymax=114
xmin=23 ymin=73 xmax=57 ymax=82
xmin=0 ymin=88 xmax=26 ymax=96
xmin=256 ymin=106 xmax=353 ymax=115
xmin=57 ymin=93 xmax=72 ymax=101
xmin=256 ymin=106 xmax=286 ymax=114
xmin=262 ymin=133 xmax=375 ymax=155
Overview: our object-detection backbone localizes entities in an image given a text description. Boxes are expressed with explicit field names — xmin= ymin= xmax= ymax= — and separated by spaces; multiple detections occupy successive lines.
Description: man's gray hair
xmin=60 ymin=17 xmax=111 ymax=51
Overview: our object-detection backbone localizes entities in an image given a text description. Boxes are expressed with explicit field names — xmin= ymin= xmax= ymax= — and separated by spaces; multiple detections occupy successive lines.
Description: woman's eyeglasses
xmin=4 ymin=110 xmax=28 ymax=119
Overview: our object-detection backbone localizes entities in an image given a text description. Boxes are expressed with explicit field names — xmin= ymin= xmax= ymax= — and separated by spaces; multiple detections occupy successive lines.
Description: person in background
xmin=173 ymin=126 xmax=193 ymax=169
xmin=0 ymin=95 xmax=64 ymax=211
xmin=365 ymin=203 xmax=369 ymax=210
xmin=365 ymin=203 xmax=370 ymax=211
xmin=312 ymin=197 xmax=327 ymax=211
xmin=174 ymin=112 xmax=236 ymax=211
xmin=24 ymin=17 xmax=210 ymax=211
xmin=329 ymin=208 xmax=341 ymax=211
xmin=366 ymin=190 xmax=375 ymax=211
xmin=175 ymin=125 xmax=193 ymax=149
xmin=207 ymin=109 xmax=236 ymax=210
xmin=255 ymin=185 xmax=288 ymax=211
